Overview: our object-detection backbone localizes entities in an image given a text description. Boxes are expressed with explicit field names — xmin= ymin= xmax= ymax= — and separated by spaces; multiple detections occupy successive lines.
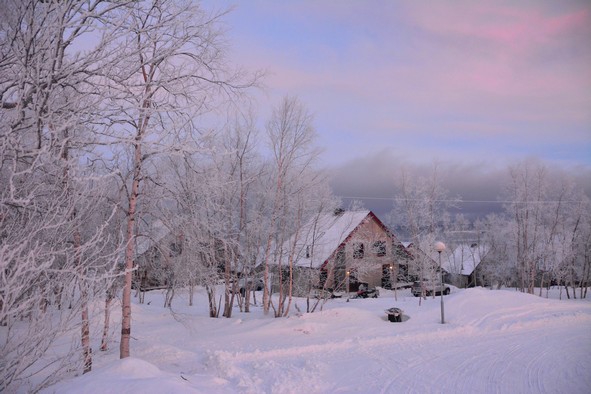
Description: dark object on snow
xmin=386 ymin=307 xmax=403 ymax=322
xmin=353 ymin=282 xmax=379 ymax=299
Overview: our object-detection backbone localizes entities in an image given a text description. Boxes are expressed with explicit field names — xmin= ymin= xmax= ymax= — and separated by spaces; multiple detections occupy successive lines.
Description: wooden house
xmin=275 ymin=209 xmax=408 ymax=295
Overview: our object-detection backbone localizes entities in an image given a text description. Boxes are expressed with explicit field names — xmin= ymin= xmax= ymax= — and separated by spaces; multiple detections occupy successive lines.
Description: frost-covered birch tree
xmin=1 ymin=0 xmax=126 ymax=389
xmin=95 ymin=0 xmax=258 ymax=357
xmin=218 ymin=110 xmax=263 ymax=316
xmin=261 ymin=96 xmax=322 ymax=315
xmin=475 ymin=160 xmax=590 ymax=297
xmin=503 ymin=160 xmax=589 ymax=294
xmin=392 ymin=164 xmax=458 ymax=300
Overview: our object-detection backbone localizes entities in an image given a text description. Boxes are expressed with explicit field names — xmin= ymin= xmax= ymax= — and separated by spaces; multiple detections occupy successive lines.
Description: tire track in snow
xmin=212 ymin=311 xmax=589 ymax=364
xmin=208 ymin=311 xmax=591 ymax=393
xmin=421 ymin=322 xmax=588 ymax=394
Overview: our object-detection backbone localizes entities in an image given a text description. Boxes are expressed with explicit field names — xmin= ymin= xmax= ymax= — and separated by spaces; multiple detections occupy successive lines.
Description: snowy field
xmin=43 ymin=287 xmax=591 ymax=394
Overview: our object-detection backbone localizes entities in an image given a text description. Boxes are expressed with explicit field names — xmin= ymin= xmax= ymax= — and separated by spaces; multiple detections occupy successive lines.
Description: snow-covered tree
xmin=261 ymin=96 xmax=324 ymax=316
xmin=94 ymin=0 xmax=259 ymax=357
xmin=1 ymin=0 xmax=126 ymax=388
xmin=391 ymin=164 xmax=459 ymax=300
xmin=503 ymin=159 xmax=589 ymax=295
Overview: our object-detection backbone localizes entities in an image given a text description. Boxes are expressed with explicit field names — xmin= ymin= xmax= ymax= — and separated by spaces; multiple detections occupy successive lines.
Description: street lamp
xmin=435 ymin=241 xmax=446 ymax=324
xmin=389 ymin=264 xmax=393 ymax=290
xmin=345 ymin=270 xmax=350 ymax=302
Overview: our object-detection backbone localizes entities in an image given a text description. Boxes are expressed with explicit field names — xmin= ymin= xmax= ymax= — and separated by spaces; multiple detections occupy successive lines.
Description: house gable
xmin=443 ymin=243 xmax=489 ymax=276
xmin=285 ymin=210 xmax=407 ymax=288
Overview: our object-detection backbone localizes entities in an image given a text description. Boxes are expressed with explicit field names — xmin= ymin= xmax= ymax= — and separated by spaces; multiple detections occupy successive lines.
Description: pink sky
xmin=204 ymin=0 xmax=590 ymax=173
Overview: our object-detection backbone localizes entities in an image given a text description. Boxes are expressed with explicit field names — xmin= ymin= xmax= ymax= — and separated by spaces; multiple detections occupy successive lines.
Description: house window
xmin=319 ymin=269 xmax=328 ymax=288
xmin=353 ymin=243 xmax=364 ymax=259
xmin=373 ymin=241 xmax=386 ymax=256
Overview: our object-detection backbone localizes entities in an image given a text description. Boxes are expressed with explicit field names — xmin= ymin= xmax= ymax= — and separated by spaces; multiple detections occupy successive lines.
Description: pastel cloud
xmin=411 ymin=3 xmax=589 ymax=52
xmin=209 ymin=0 xmax=591 ymax=167
xmin=404 ymin=2 xmax=591 ymax=96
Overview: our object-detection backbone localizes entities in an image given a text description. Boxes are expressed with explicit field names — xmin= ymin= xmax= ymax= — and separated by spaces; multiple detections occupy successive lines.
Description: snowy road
xmin=45 ymin=288 xmax=591 ymax=394
xmin=204 ymin=290 xmax=591 ymax=393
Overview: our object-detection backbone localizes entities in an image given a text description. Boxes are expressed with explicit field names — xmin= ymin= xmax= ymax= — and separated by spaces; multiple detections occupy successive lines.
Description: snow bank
xmin=41 ymin=358 xmax=231 ymax=394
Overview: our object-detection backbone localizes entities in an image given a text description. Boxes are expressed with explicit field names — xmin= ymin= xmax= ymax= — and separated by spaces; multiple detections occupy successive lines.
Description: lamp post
xmin=435 ymin=241 xmax=446 ymax=324
xmin=389 ymin=264 xmax=393 ymax=289
xmin=346 ymin=270 xmax=350 ymax=294
xmin=345 ymin=270 xmax=350 ymax=302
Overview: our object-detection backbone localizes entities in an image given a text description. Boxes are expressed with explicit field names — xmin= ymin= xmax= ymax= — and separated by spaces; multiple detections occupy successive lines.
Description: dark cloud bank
xmin=328 ymin=151 xmax=591 ymax=223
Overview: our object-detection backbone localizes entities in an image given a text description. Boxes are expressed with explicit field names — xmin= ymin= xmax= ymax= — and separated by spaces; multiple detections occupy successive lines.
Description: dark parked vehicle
xmin=411 ymin=280 xmax=450 ymax=297
xmin=353 ymin=282 xmax=379 ymax=299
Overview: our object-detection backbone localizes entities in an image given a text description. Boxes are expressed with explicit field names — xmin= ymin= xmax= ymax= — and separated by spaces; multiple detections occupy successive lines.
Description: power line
xmin=337 ymin=196 xmax=585 ymax=205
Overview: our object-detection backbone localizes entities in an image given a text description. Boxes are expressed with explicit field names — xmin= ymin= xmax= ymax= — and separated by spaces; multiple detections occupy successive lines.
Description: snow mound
xmin=41 ymin=358 xmax=231 ymax=394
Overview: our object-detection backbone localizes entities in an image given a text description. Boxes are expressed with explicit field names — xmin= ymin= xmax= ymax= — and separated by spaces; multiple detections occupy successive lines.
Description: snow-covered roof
xmin=287 ymin=210 xmax=373 ymax=269
xmin=442 ymin=243 xmax=489 ymax=276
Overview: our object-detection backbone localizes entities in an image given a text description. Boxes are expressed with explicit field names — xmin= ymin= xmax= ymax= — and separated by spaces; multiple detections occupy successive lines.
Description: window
xmin=353 ymin=243 xmax=364 ymax=259
xmin=373 ymin=241 xmax=386 ymax=256
xmin=319 ymin=269 xmax=327 ymax=288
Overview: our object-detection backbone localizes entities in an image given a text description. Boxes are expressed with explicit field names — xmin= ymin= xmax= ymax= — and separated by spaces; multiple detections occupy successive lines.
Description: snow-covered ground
xmin=43 ymin=287 xmax=591 ymax=394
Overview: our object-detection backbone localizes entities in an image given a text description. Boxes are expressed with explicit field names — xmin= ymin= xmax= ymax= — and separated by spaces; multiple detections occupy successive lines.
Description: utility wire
xmin=338 ymin=196 xmax=585 ymax=204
